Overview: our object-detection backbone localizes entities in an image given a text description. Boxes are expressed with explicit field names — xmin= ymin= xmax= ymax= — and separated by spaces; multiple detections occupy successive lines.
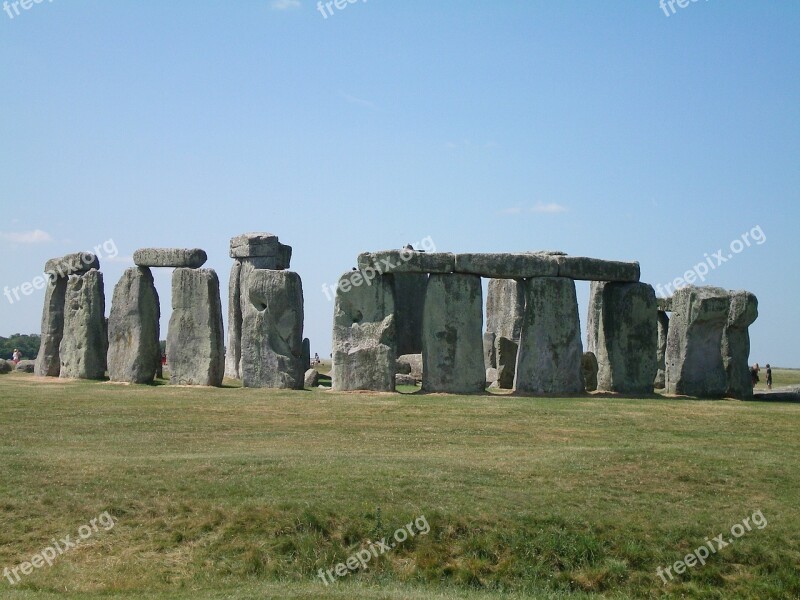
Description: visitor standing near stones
xmin=12 ymin=349 xmax=21 ymax=364
xmin=765 ymin=364 xmax=772 ymax=390
xmin=750 ymin=363 xmax=760 ymax=387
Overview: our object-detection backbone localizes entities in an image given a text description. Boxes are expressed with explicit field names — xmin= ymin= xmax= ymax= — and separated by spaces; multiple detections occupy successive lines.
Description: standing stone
xmin=302 ymin=337 xmax=311 ymax=371
xmin=107 ymin=267 xmax=161 ymax=384
xmin=655 ymin=311 xmax=670 ymax=389
xmin=485 ymin=279 xmax=525 ymax=341
xmin=224 ymin=260 xmax=243 ymax=379
xmin=60 ymin=270 xmax=107 ymax=380
xmin=587 ymin=282 xmax=658 ymax=394
xmin=581 ymin=352 xmax=599 ymax=392
xmin=422 ymin=274 xmax=485 ymax=393
xmin=495 ymin=336 xmax=518 ymax=389
xmin=514 ymin=277 xmax=584 ymax=395
xmin=722 ymin=291 xmax=758 ymax=399
xmin=483 ymin=332 xmax=496 ymax=370
xmin=34 ymin=276 xmax=68 ymax=377
xmin=665 ymin=287 xmax=730 ymax=397
xmin=241 ymin=270 xmax=304 ymax=389
xmin=332 ymin=271 xmax=396 ymax=391
xmin=167 ymin=268 xmax=225 ymax=386
xmin=391 ymin=273 xmax=427 ymax=355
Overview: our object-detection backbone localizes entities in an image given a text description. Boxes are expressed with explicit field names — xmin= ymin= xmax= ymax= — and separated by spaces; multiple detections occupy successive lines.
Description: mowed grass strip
xmin=0 ymin=373 xmax=798 ymax=599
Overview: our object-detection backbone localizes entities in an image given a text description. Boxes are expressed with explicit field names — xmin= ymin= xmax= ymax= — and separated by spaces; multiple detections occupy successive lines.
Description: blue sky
xmin=1 ymin=1 xmax=798 ymax=366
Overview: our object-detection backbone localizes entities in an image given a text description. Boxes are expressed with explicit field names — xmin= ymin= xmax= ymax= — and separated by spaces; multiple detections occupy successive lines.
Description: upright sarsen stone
xmin=60 ymin=270 xmax=107 ymax=380
xmin=514 ymin=277 xmax=584 ymax=395
xmin=390 ymin=273 xmax=427 ymax=355
xmin=485 ymin=279 xmax=525 ymax=342
xmin=722 ymin=291 xmax=758 ymax=399
xmin=241 ymin=270 xmax=305 ymax=389
xmin=332 ymin=270 xmax=396 ymax=391
xmin=225 ymin=260 xmax=243 ymax=379
xmin=167 ymin=268 xmax=225 ymax=386
xmin=587 ymin=282 xmax=658 ymax=394
xmin=34 ymin=276 xmax=68 ymax=377
xmin=665 ymin=287 xmax=730 ymax=397
xmin=422 ymin=274 xmax=485 ymax=393
xmin=107 ymin=267 xmax=161 ymax=384
xmin=655 ymin=311 xmax=670 ymax=389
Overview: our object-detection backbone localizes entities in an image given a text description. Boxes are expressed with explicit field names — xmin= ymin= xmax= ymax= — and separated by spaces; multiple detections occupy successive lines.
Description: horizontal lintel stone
xmin=357 ymin=250 xmax=455 ymax=274
xmin=134 ymin=248 xmax=207 ymax=268
xmin=44 ymin=252 xmax=100 ymax=277
xmin=454 ymin=253 xmax=559 ymax=278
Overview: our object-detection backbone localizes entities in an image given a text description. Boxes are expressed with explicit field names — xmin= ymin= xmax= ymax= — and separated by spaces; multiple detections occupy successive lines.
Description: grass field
xmin=0 ymin=373 xmax=798 ymax=599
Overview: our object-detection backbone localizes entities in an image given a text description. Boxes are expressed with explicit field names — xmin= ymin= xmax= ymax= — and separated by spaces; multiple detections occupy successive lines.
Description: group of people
xmin=750 ymin=363 xmax=773 ymax=389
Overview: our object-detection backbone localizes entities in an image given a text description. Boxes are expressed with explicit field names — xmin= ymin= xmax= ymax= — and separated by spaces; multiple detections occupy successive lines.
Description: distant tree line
xmin=0 ymin=334 xmax=40 ymax=361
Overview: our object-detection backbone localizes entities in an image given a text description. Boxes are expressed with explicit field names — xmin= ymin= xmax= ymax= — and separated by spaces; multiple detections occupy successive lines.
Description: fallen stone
xmin=45 ymin=253 xmax=100 ymax=278
xmin=454 ymin=253 xmax=558 ymax=278
xmin=0 ymin=360 xmax=11 ymax=374
xmin=241 ymin=270 xmax=305 ymax=389
xmin=495 ymin=336 xmax=518 ymax=389
xmin=582 ymin=352 xmax=598 ymax=392
xmin=304 ymin=368 xmax=320 ymax=388
xmin=133 ymin=248 xmax=207 ymax=269
xmin=15 ymin=360 xmax=35 ymax=373
xmin=397 ymin=353 xmax=423 ymax=380
xmin=395 ymin=373 xmax=418 ymax=387
xmin=229 ymin=233 xmax=292 ymax=268
xmin=556 ymin=256 xmax=640 ymax=282
xmin=167 ymin=268 xmax=225 ymax=386
xmin=587 ymin=282 xmax=657 ymax=394
xmin=60 ymin=270 xmax=107 ymax=380
xmin=107 ymin=267 xmax=161 ymax=384
xmin=422 ymin=273 xmax=485 ymax=393
xmin=332 ymin=270 xmax=396 ymax=391
xmin=514 ymin=277 xmax=584 ymax=395
xmin=357 ymin=250 xmax=455 ymax=274
xmin=34 ymin=276 xmax=68 ymax=377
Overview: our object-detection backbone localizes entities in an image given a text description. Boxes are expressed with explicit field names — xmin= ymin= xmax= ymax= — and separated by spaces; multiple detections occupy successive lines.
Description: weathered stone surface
xmin=455 ymin=253 xmax=558 ymax=278
xmin=587 ymin=282 xmax=657 ymax=394
xmin=396 ymin=359 xmax=411 ymax=375
xmin=655 ymin=311 xmax=670 ymax=388
xmin=302 ymin=338 xmax=311 ymax=371
xmin=422 ymin=274 xmax=485 ymax=393
xmin=60 ymin=270 xmax=107 ymax=380
xmin=722 ymin=291 xmax=758 ymax=400
xmin=581 ymin=352 xmax=598 ymax=392
xmin=556 ymin=256 xmax=640 ymax=282
xmin=665 ymin=286 xmax=731 ymax=397
xmin=229 ymin=233 xmax=292 ymax=268
xmin=483 ymin=332 xmax=496 ymax=370
xmin=241 ymin=270 xmax=305 ymax=389
xmin=224 ymin=261 xmax=243 ymax=379
xmin=304 ymin=368 xmax=320 ymax=388
xmin=0 ymin=360 xmax=11 ymax=374
xmin=167 ymin=268 xmax=225 ymax=386
xmin=332 ymin=270 xmax=396 ymax=391
xmin=357 ymin=250 xmax=455 ymax=274
xmin=391 ymin=273 xmax=427 ymax=355
xmin=396 ymin=373 xmax=418 ymax=387
xmin=133 ymin=248 xmax=207 ymax=269
xmin=514 ymin=277 xmax=584 ymax=395
xmin=34 ymin=276 xmax=68 ymax=377
xmin=657 ymin=297 xmax=673 ymax=312
xmin=486 ymin=367 xmax=498 ymax=385
xmin=486 ymin=279 xmax=526 ymax=341
xmin=107 ymin=267 xmax=161 ymax=384
xmin=45 ymin=253 xmax=100 ymax=278
xmin=15 ymin=360 xmax=35 ymax=373
xmin=397 ymin=354 xmax=423 ymax=380
xmin=495 ymin=336 xmax=518 ymax=389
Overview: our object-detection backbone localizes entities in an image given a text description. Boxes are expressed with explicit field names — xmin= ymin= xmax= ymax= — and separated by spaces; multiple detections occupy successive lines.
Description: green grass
xmin=0 ymin=373 xmax=798 ymax=599
xmin=754 ymin=368 xmax=800 ymax=390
